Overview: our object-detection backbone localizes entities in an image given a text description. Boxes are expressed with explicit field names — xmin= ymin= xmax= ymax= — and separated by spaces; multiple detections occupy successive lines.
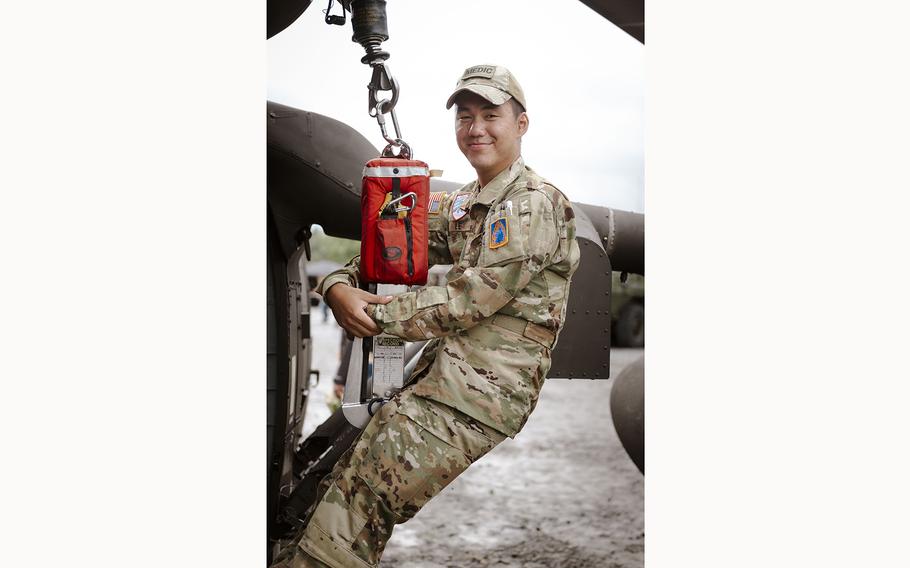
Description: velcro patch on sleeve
xmin=428 ymin=192 xmax=446 ymax=215
xmin=489 ymin=217 xmax=509 ymax=249
xmin=451 ymin=193 xmax=471 ymax=221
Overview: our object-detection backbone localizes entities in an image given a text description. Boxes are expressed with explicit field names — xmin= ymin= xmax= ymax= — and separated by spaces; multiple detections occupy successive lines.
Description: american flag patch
xmin=428 ymin=192 xmax=446 ymax=215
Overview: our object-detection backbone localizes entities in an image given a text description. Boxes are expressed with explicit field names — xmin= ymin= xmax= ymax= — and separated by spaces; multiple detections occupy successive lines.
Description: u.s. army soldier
xmin=272 ymin=64 xmax=580 ymax=568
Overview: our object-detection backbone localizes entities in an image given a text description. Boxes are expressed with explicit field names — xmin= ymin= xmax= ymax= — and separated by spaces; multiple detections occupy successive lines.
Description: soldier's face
xmin=454 ymin=92 xmax=528 ymax=184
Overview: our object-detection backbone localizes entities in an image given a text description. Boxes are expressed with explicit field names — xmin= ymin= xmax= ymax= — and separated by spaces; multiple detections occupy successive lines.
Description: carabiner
xmin=382 ymin=191 xmax=418 ymax=216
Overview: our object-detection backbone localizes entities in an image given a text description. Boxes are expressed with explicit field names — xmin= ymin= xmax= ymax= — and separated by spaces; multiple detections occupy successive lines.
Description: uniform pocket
xmin=416 ymin=286 xmax=448 ymax=309
xmin=398 ymin=393 xmax=502 ymax=462
xmin=478 ymin=211 xmax=529 ymax=267
xmin=301 ymin=479 xmax=370 ymax=552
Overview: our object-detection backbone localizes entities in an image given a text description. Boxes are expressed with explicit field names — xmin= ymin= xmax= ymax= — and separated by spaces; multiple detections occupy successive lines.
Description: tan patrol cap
xmin=445 ymin=64 xmax=527 ymax=111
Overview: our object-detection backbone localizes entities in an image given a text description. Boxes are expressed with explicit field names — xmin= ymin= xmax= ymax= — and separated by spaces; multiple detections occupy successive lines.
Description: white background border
xmin=3 ymin=1 xmax=909 ymax=566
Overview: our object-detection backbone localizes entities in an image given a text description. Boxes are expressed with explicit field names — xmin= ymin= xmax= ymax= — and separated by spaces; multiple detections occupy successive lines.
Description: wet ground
xmin=304 ymin=311 xmax=644 ymax=568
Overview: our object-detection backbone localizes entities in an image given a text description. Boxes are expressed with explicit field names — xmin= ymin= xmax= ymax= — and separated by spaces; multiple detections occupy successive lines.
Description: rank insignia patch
xmin=490 ymin=217 xmax=509 ymax=249
xmin=428 ymin=192 xmax=445 ymax=215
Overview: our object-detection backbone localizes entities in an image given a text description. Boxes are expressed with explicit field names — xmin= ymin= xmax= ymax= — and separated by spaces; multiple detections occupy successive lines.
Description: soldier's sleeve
xmin=427 ymin=191 xmax=455 ymax=266
xmin=313 ymin=255 xmax=361 ymax=298
xmin=369 ymin=189 xmax=564 ymax=341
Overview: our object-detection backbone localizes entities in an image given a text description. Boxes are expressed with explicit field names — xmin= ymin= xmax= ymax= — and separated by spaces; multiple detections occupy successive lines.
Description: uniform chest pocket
xmin=448 ymin=216 xmax=481 ymax=260
xmin=478 ymin=211 xmax=530 ymax=267
xmin=448 ymin=215 xmax=481 ymax=235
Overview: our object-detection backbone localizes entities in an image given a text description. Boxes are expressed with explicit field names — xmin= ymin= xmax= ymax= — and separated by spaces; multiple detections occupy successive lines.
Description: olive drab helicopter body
xmin=266 ymin=0 xmax=644 ymax=559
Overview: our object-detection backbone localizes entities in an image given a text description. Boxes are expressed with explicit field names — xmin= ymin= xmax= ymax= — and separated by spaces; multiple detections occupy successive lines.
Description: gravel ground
xmin=304 ymin=311 xmax=644 ymax=568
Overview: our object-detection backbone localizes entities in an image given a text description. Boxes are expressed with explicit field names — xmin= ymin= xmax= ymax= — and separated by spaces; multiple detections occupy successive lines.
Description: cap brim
xmin=445 ymin=85 xmax=512 ymax=109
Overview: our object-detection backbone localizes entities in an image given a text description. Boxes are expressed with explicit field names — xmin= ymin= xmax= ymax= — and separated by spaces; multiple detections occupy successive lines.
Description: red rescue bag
xmin=360 ymin=157 xmax=430 ymax=285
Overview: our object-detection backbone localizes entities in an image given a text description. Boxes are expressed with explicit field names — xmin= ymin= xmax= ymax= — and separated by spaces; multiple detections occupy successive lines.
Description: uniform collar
xmin=472 ymin=156 xmax=526 ymax=206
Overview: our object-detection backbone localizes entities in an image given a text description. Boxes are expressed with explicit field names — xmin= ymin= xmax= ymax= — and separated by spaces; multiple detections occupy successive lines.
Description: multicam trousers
xmin=271 ymin=320 xmax=550 ymax=568
xmin=271 ymin=391 xmax=506 ymax=568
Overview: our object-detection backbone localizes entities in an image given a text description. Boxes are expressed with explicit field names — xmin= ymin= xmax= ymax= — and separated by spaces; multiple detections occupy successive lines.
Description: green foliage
xmin=309 ymin=225 xmax=360 ymax=264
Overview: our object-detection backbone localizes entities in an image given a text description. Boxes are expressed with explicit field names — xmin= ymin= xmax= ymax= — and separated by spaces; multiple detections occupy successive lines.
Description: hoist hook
xmin=367 ymin=64 xmax=399 ymax=116
xmin=349 ymin=0 xmax=412 ymax=156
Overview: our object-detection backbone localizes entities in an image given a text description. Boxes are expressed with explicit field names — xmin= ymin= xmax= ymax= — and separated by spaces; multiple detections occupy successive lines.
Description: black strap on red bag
xmin=378 ymin=176 xmax=415 ymax=277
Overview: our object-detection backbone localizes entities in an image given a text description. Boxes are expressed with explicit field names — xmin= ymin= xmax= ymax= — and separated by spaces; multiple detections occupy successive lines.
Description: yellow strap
xmin=377 ymin=192 xmax=407 ymax=220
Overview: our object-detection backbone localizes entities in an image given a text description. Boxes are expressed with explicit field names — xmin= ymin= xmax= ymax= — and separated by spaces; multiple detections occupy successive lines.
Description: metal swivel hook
xmin=367 ymin=64 xmax=399 ymax=116
xmin=367 ymin=63 xmax=410 ymax=157
xmin=351 ymin=1 xmax=412 ymax=157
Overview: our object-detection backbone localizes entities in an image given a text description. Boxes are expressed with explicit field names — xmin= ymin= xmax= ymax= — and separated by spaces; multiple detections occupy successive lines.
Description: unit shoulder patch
xmin=451 ymin=193 xmax=471 ymax=221
xmin=489 ymin=217 xmax=509 ymax=249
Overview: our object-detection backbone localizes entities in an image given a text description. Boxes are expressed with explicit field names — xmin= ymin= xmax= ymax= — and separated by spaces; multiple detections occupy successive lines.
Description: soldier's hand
xmin=324 ymin=283 xmax=393 ymax=338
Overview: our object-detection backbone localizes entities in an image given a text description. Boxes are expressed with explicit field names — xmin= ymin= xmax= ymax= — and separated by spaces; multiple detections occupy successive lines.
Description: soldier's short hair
xmin=508 ymin=98 xmax=526 ymax=118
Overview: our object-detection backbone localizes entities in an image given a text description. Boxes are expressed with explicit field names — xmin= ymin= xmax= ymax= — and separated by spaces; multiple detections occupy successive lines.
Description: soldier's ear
xmin=518 ymin=112 xmax=529 ymax=136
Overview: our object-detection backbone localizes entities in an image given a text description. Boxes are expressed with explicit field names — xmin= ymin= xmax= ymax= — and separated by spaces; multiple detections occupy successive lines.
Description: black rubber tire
xmin=615 ymin=302 xmax=644 ymax=348
xmin=610 ymin=355 xmax=644 ymax=474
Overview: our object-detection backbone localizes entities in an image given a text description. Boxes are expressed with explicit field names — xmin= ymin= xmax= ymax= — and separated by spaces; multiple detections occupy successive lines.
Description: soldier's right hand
xmin=324 ymin=283 xmax=392 ymax=338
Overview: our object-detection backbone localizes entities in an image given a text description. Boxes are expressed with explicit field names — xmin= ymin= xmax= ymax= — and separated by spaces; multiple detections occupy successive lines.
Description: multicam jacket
xmin=316 ymin=157 xmax=580 ymax=436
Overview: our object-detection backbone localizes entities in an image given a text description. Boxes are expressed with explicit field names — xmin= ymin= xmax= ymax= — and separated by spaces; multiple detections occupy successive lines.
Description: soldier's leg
xmin=269 ymin=473 xmax=336 ymax=568
xmin=270 ymin=539 xmax=332 ymax=568
xmin=273 ymin=389 xmax=505 ymax=568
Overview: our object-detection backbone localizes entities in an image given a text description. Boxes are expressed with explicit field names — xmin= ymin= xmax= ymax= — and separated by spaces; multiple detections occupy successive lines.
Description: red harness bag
xmin=360 ymin=158 xmax=430 ymax=285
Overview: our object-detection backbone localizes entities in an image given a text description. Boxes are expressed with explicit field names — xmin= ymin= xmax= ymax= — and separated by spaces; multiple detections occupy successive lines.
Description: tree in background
xmin=309 ymin=225 xmax=360 ymax=264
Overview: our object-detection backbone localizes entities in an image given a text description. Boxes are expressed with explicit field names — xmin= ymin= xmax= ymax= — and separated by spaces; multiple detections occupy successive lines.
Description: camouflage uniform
xmin=272 ymin=157 xmax=580 ymax=568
